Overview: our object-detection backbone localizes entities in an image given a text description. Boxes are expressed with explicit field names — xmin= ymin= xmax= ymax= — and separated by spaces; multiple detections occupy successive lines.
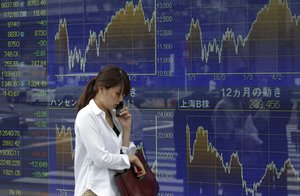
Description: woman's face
xmin=100 ymin=84 xmax=124 ymax=110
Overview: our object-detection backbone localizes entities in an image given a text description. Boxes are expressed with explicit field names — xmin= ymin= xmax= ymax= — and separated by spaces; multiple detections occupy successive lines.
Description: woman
xmin=74 ymin=64 xmax=145 ymax=196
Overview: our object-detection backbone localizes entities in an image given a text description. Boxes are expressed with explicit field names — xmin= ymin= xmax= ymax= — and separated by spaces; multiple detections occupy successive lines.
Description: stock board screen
xmin=0 ymin=0 xmax=300 ymax=195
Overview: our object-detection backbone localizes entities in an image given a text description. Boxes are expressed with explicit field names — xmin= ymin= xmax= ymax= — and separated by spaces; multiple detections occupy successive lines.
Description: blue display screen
xmin=0 ymin=0 xmax=300 ymax=195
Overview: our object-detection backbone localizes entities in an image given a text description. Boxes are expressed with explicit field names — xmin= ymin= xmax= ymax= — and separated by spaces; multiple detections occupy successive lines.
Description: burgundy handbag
xmin=115 ymin=149 xmax=159 ymax=196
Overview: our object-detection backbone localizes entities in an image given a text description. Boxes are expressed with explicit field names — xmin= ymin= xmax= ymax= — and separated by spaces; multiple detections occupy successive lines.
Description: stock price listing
xmin=0 ymin=0 xmax=49 ymax=195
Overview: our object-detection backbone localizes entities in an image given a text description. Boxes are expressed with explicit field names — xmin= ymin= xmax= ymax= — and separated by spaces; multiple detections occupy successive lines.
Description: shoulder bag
xmin=115 ymin=148 xmax=159 ymax=196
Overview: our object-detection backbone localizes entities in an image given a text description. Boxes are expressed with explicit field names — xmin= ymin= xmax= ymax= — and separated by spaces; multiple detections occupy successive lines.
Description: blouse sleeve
xmin=121 ymin=142 xmax=136 ymax=154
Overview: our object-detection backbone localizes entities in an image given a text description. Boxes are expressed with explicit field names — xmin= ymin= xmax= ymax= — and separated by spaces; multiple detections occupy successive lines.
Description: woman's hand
xmin=117 ymin=106 xmax=132 ymax=135
xmin=128 ymin=154 xmax=146 ymax=178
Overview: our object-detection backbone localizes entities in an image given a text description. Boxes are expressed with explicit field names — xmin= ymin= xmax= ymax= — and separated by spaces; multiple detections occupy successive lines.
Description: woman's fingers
xmin=129 ymin=155 xmax=146 ymax=178
xmin=133 ymin=165 xmax=146 ymax=178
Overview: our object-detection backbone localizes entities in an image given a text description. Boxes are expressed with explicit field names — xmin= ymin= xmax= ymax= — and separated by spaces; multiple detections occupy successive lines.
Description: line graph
xmin=54 ymin=0 xmax=156 ymax=76
xmin=186 ymin=126 xmax=300 ymax=195
xmin=55 ymin=125 xmax=74 ymax=171
xmin=185 ymin=0 xmax=300 ymax=74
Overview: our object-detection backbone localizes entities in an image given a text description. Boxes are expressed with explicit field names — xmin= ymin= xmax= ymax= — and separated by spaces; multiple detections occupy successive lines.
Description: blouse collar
xmin=89 ymin=99 xmax=116 ymax=119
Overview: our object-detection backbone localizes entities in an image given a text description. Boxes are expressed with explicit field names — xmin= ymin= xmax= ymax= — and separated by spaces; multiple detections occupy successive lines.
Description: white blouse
xmin=74 ymin=99 xmax=136 ymax=196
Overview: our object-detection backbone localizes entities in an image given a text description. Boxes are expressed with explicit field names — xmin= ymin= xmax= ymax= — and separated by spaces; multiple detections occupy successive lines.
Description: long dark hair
xmin=77 ymin=64 xmax=131 ymax=111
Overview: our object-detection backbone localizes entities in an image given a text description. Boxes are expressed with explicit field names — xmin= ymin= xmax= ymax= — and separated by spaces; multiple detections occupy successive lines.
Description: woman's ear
xmin=97 ymin=85 xmax=104 ymax=94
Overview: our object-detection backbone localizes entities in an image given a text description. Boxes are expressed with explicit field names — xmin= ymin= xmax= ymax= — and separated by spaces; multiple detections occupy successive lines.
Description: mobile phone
xmin=115 ymin=101 xmax=124 ymax=117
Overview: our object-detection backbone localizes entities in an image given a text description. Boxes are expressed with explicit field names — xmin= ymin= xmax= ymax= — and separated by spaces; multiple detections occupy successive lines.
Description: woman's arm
xmin=116 ymin=106 xmax=132 ymax=147
xmin=116 ymin=106 xmax=145 ymax=176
